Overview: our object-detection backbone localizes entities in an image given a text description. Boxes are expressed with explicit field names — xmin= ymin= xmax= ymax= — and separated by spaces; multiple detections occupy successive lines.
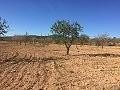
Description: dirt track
xmin=0 ymin=42 xmax=120 ymax=90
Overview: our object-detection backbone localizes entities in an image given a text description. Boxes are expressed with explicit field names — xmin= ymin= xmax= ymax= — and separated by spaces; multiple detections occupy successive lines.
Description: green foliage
xmin=51 ymin=20 xmax=83 ymax=54
xmin=51 ymin=20 xmax=83 ymax=44
xmin=0 ymin=17 xmax=9 ymax=36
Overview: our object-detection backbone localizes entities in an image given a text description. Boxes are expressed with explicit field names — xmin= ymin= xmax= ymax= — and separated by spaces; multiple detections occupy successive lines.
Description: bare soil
xmin=0 ymin=42 xmax=120 ymax=90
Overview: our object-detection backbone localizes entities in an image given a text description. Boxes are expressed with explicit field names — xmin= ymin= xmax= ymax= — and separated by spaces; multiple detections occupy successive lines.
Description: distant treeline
xmin=0 ymin=34 xmax=120 ymax=47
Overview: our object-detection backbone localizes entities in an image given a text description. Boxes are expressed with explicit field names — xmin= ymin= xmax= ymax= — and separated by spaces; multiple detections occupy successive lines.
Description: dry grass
xmin=0 ymin=42 xmax=120 ymax=90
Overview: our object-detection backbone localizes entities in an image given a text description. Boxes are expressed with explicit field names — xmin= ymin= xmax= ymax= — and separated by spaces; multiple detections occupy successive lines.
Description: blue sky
xmin=0 ymin=0 xmax=120 ymax=37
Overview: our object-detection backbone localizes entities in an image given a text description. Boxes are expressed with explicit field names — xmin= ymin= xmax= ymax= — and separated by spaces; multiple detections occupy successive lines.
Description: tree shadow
xmin=73 ymin=53 xmax=120 ymax=57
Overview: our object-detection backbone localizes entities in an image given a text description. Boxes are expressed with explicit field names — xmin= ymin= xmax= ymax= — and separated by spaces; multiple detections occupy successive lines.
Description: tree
xmin=24 ymin=32 xmax=29 ymax=46
xmin=95 ymin=34 xmax=110 ymax=48
xmin=79 ymin=34 xmax=89 ymax=45
xmin=0 ymin=17 xmax=9 ymax=36
xmin=51 ymin=20 xmax=83 ymax=55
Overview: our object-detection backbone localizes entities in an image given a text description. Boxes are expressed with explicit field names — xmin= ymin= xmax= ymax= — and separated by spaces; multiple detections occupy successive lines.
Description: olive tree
xmin=0 ymin=17 xmax=9 ymax=36
xmin=79 ymin=34 xmax=89 ymax=45
xmin=24 ymin=32 xmax=29 ymax=46
xmin=95 ymin=34 xmax=110 ymax=48
xmin=51 ymin=20 xmax=83 ymax=55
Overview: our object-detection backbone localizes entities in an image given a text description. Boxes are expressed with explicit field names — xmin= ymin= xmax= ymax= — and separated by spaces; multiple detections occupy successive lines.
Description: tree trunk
xmin=65 ymin=42 xmax=72 ymax=55
xmin=20 ymin=41 xmax=21 ymax=45
xmin=66 ymin=47 xmax=70 ymax=55
xmin=102 ymin=45 xmax=103 ymax=49
xmin=25 ymin=41 xmax=26 ymax=46
xmin=102 ymin=42 xmax=104 ymax=49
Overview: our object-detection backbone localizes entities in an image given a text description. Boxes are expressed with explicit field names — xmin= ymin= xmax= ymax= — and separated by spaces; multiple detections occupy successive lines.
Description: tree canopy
xmin=0 ymin=17 xmax=9 ymax=36
xmin=51 ymin=20 xmax=83 ymax=55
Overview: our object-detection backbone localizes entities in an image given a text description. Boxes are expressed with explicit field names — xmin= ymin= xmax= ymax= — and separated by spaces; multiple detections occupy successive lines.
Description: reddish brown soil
xmin=0 ymin=42 xmax=120 ymax=90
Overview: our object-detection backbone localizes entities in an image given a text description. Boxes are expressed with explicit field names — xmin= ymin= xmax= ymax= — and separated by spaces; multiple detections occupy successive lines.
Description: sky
xmin=0 ymin=0 xmax=120 ymax=37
